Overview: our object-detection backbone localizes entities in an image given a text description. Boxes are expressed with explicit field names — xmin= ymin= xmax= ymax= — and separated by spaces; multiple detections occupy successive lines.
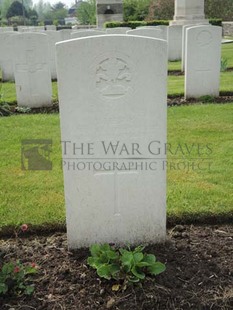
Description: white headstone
xmin=0 ymin=27 xmax=14 ymax=32
xmin=0 ymin=32 xmax=18 ymax=81
xmin=185 ymin=26 xmax=222 ymax=98
xmin=168 ymin=25 xmax=182 ymax=61
xmin=71 ymin=30 xmax=106 ymax=39
xmin=12 ymin=33 xmax=52 ymax=107
xmin=106 ymin=27 xmax=131 ymax=34
xmin=182 ymin=24 xmax=200 ymax=71
xmin=127 ymin=28 xmax=167 ymax=40
xmin=56 ymin=35 xmax=167 ymax=248
xmin=58 ymin=29 xmax=71 ymax=41
xmin=46 ymin=25 xmax=57 ymax=31
xmin=21 ymin=26 xmax=45 ymax=32
xmin=46 ymin=30 xmax=63 ymax=79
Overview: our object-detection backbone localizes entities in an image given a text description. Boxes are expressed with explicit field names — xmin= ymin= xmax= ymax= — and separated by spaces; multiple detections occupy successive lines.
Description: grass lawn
xmin=1 ymin=72 xmax=232 ymax=104
xmin=168 ymin=72 xmax=233 ymax=96
xmin=0 ymin=104 xmax=232 ymax=228
xmin=168 ymin=42 xmax=233 ymax=71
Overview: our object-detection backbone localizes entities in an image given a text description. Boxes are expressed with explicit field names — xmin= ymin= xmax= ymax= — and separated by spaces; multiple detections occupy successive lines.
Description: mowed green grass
xmin=168 ymin=42 xmax=233 ymax=71
xmin=1 ymin=72 xmax=232 ymax=103
xmin=0 ymin=104 xmax=232 ymax=228
xmin=168 ymin=72 xmax=233 ymax=96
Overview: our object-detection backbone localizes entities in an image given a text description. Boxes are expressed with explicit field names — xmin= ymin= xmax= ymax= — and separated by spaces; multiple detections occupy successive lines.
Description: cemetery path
xmin=0 ymin=225 xmax=232 ymax=310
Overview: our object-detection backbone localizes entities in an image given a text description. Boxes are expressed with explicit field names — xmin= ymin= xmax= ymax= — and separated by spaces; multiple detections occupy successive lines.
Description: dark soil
xmin=0 ymin=225 xmax=232 ymax=310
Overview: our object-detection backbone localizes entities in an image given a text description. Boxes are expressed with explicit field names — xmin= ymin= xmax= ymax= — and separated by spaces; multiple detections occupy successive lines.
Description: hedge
xmin=105 ymin=19 xmax=222 ymax=29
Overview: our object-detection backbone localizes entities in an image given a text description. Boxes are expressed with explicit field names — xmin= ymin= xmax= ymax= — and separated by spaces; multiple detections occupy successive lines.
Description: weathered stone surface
xmin=56 ymin=35 xmax=167 ymax=248
xmin=168 ymin=25 xmax=182 ymax=61
xmin=170 ymin=0 xmax=209 ymax=26
xmin=12 ymin=33 xmax=52 ymax=107
xmin=71 ymin=30 xmax=106 ymax=38
xmin=0 ymin=32 xmax=18 ymax=81
xmin=185 ymin=26 xmax=222 ymax=98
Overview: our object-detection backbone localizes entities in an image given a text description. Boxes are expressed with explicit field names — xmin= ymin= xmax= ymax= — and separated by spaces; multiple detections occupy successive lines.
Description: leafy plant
xmin=87 ymin=244 xmax=166 ymax=285
xmin=0 ymin=79 xmax=11 ymax=116
xmin=0 ymin=261 xmax=38 ymax=296
xmin=199 ymin=95 xmax=215 ymax=103
xmin=221 ymin=58 xmax=228 ymax=72
xmin=15 ymin=106 xmax=31 ymax=114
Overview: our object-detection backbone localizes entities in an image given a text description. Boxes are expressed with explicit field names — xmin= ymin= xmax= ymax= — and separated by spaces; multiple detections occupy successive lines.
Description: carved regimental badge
xmin=96 ymin=57 xmax=132 ymax=99
xmin=196 ymin=30 xmax=213 ymax=47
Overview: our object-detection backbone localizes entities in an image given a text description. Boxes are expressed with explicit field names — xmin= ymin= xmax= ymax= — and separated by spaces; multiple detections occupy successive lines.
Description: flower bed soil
xmin=0 ymin=224 xmax=232 ymax=310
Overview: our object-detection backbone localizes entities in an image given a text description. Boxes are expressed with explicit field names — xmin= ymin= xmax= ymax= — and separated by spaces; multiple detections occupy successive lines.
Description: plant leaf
xmin=143 ymin=254 xmax=156 ymax=264
xmin=0 ymin=283 xmax=8 ymax=294
xmin=131 ymin=266 xmax=145 ymax=280
xmin=133 ymin=252 xmax=143 ymax=263
xmin=147 ymin=262 xmax=166 ymax=276
xmin=90 ymin=244 xmax=102 ymax=257
xmin=25 ymin=285 xmax=35 ymax=295
xmin=120 ymin=251 xmax=133 ymax=267
xmin=106 ymin=250 xmax=119 ymax=260
xmin=136 ymin=261 xmax=151 ymax=267
xmin=97 ymin=264 xmax=112 ymax=280
xmin=134 ymin=245 xmax=145 ymax=253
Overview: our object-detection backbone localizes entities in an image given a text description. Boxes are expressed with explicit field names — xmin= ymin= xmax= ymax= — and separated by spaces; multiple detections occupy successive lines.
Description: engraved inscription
xmin=196 ymin=30 xmax=213 ymax=47
xmin=96 ymin=57 xmax=132 ymax=98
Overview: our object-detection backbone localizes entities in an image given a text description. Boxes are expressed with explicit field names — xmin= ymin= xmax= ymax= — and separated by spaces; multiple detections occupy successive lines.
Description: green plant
xmin=105 ymin=20 xmax=169 ymax=29
xmin=0 ymin=79 xmax=11 ymax=116
xmin=199 ymin=95 xmax=215 ymax=103
xmin=221 ymin=58 xmax=228 ymax=72
xmin=0 ymin=261 xmax=38 ymax=295
xmin=15 ymin=106 xmax=31 ymax=113
xmin=87 ymin=244 xmax=166 ymax=285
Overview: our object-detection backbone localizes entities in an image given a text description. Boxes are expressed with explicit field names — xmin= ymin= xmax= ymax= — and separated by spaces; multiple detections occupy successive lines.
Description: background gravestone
xmin=106 ymin=27 xmax=131 ymax=34
xmin=182 ymin=24 xmax=204 ymax=71
xmin=168 ymin=25 xmax=182 ymax=61
xmin=0 ymin=27 xmax=14 ymax=32
xmin=58 ymin=29 xmax=71 ymax=41
xmin=71 ymin=30 xmax=106 ymax=39
xmin=185 ymin=25 xmax=222 ymax=98
xmin=56 ymin=35 xmax=167 ymax=248
xmin=46 ymin=30 xmax=63 ymax=80
xmin=127 ymin=28 xmax=167 ymax=40
xmin=12 ymin=33 xmax=52 ymax=107
xmin=0 ymin=32 xmax=18 ymax=81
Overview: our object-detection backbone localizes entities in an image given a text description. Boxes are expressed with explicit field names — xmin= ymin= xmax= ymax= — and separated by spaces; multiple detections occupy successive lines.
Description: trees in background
xmin=1 ymin=0 xmax=233 ymax=26
xmin=76 ymin=0 xmax=96 ymax=25
xmin=0 ymin=0 xmax=68 ymax=25
xmin=123 ymin=0 xmax=233 ymax=22
xmin=6 ymin=0 xmax=28 ymax=19
xmin=43 ymin=2 xmax=68 ymax=24
xmin=205 ymin=0 xmax=233 ymax=21
xmin=123 ymin=0 xmax=151 ymax=21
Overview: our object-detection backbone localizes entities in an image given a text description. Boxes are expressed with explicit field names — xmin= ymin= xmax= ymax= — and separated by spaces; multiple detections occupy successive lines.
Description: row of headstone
xmin=0 ymin=25 xmax=222 ymax=108
xmin=70 ymin=26 xmax=182 ymax=61
xmin=0 ymin=30 xmax=71 ymax=82
xmin=0 ymin=25 xmax=183 ymax=61
xmin=0 ymin=26 xmax=57 ymax=32
xmin=0 ymin=32 xmax=52 ymax=107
